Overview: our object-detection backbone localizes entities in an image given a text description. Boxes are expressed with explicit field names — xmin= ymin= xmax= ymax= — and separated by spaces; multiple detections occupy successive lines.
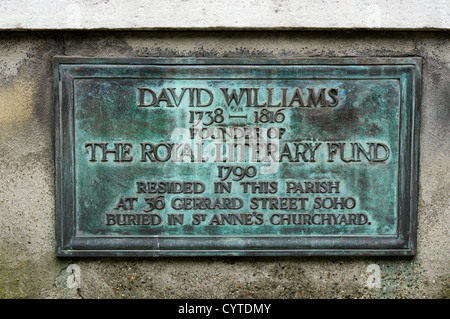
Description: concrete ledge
xmin=1 ymin=0 xmax=449 ymax=31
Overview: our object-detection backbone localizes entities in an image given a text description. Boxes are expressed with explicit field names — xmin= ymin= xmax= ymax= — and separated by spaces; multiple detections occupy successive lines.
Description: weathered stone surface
xmin=0 ymin=0 xmax=449 ymax=30
xmin=0 ymin=31 xmax=448 ymax=298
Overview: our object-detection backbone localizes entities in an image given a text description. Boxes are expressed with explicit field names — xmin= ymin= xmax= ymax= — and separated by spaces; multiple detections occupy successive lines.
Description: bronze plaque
xmin=54 ymin=57 xmax=420 ymax=256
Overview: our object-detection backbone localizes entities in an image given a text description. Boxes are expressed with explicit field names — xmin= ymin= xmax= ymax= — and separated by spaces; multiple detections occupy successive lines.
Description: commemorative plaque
xmin=54 ymin=57 xmax=420 ymax=256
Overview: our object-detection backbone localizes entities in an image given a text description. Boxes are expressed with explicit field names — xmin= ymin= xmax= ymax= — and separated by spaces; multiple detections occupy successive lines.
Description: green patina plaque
xmin=54 ymin=57 xmax=420 ymax=256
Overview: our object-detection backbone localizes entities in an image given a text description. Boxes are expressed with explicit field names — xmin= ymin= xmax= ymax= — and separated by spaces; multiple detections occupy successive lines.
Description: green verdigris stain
xmin=54 ymin=57 xmax=420 ymax=256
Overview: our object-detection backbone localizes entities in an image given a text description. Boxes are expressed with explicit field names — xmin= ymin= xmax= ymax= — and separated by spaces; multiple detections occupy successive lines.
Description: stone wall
xmin=0 ymin=31 xmax=448 ymax=298
xmin=1 ymin=0 xmax=449 ymax=30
